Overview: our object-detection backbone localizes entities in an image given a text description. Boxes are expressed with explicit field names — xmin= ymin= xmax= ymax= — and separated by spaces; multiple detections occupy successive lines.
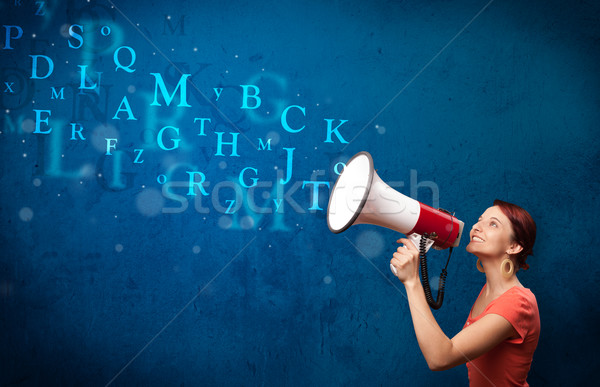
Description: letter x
xmin=4 ymin=82 xmax=14 ymax=93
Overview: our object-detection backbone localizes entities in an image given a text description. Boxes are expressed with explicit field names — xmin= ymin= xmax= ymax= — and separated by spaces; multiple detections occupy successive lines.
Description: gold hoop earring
xmin=501 ymin=258 xmax=514 ymax=278
xmin=476 ymin=258 xmax=485 ymax=273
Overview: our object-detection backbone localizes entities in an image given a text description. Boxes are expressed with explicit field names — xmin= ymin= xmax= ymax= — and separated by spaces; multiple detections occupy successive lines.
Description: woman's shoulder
xmin=496 ymin=285 xmax=540 ymax=319
xmin=507 ymin=286 xmax=538 ymax=305
xmin=496 ymin=285 xmax=541 ymax=342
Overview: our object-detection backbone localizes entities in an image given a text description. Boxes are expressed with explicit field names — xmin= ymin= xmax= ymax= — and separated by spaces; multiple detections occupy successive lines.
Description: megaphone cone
xmin=327 ymin=151 xmax=464 ymax=250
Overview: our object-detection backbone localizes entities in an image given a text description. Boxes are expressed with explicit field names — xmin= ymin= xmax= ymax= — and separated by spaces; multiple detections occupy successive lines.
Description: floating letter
xmin=30 ymin=55 xmax=54 ymax=79
xmin=114 ymin=46 xmax=136 ymax=73
xmin=186 ymin=171 xmax=209 ymax=196
xmin=302 ymin=181 xmax=330 ymax=211
xmin=239 ymin=167 xmax=259 ymax=188
xmin=33 ymin=109 xmax=51 ymax=134
xmin=51 ymin=87 xmax=64 ymax=100
xmin=134 ymin=149 xmax=144 ymax=163
xmin=279 ymin=147 xmax=295 ymax=185
xmin=78 ymin=65 xmax=102 ymax=91
xmin=193 ymin=117 xmax=210 ymax=136
xmin=225 ymin=200 xmax=237 ymax=214
xmin=257 ymin=138 xmax=271 ymax=151
xmin=3 ymin=25 xmax=23 ymax=50
xmin=150 ymin=73 xmax=191 ymax=107
xmin=112 ymin=96 xmax=137 ymax=120
xmin=281 ymin=105 xmax=305 ymax=133
xmin=215 ymin=132 xmax=240 ymax=157
xmin=324 ymin=119 xmax=349 ymax=144
xmin=240 ymin=84 xmax=261 ymax=109
xmin=106 ymin=138 xmax=118 ymax=155
xmin=4 ymin=82 xmax=14 ymax=93
xmin=163 ymin=15 xmax=186 ymax=36
xmin=70 ymin=123 xmax=85 ymax=140
xmin=68 ymin=24 xmax=83 ymax=49
xmin=157 ymin=126 xmax=181 ymax=151
xmin=273 ymin=199 xmax=283 ymax=212
xmin=35 ymin=1 xmax=45 ymax=16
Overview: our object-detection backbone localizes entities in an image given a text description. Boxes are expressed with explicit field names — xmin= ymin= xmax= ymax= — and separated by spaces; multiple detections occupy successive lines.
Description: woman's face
xmin=466 ymin=206 xmax=517 ymax=258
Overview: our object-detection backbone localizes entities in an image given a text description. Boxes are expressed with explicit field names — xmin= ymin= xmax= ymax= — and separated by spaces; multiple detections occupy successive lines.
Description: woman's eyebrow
xmin=490 ymin=216 xmax=503 ymax=224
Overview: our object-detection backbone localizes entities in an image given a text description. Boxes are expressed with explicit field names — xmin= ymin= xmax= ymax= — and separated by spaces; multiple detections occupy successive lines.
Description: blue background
xmin=1 ymin=0 xmax=599 ymax=385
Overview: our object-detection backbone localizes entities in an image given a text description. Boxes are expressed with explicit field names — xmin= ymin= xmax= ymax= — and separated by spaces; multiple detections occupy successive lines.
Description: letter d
xmin=30 ymin=55 xmax=54 ymax=80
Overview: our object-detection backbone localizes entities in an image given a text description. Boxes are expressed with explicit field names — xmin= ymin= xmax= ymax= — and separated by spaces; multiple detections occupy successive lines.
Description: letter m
xmin=258 ymin=138 xmax=272 ymax=151
xmin=51 ymin=87 xmax=64 ymax=100
xmin=163 ymin=15 xmax=185 ymax=36
xmin=149 ymin=73 xmax=191 ymax=107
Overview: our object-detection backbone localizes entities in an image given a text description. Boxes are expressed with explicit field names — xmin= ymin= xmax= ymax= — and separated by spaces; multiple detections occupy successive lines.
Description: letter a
xmin=112 ymin=96 xmax=137 ymax=120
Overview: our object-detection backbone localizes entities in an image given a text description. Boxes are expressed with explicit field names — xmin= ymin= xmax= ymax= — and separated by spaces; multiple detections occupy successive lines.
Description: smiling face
xmin=466 ymin=206 xmax=522 ymax=258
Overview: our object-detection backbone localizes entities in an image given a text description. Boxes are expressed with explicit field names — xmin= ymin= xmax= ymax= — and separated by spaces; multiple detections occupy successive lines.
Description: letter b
xmin=240 ymin=85 xmax=261 ymax=109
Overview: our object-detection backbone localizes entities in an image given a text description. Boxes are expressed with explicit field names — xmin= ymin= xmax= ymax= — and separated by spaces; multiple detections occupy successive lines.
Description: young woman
xmin=390 ymin=199 xmax=540 ymax=386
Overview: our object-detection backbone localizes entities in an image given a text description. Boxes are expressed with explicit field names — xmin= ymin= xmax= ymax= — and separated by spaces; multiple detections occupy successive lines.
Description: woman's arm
xmin=391 ymin=238 xmax=517 ymax=371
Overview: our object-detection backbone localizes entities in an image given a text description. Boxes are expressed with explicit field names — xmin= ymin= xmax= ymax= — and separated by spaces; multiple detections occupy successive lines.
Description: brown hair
xmin=493 ymin=199 xmax=537 ymax=270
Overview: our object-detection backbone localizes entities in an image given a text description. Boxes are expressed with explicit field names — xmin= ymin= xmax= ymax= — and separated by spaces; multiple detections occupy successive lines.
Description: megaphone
xmin=327 ymin=151 xmax=464 ymax=309
xmin=327 ymin=151 xmax=464 ymax=247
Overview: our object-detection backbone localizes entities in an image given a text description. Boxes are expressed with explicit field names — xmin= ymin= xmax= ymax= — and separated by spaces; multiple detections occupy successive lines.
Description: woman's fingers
xmin=396 ymin=237 xmax=418 ymax=251
xmin=391 ymin=253 xmax=414 ymax=281
xmin=395 ymin=246 xmax=417 ymax=262
xmin=391 ymin=253 xmax=410 ymax=268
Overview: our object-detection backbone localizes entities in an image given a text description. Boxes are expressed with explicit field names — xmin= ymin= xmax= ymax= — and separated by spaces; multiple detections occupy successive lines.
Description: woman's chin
xmin=466 ymin=242 xmax=476 ymax=253
xmin=466 ymin=243 xmax=485 ymax=256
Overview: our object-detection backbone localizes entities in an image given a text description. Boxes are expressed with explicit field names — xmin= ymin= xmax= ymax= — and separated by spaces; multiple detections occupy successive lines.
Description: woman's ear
xmin=506 ymin=242 xmax=523 ymax=256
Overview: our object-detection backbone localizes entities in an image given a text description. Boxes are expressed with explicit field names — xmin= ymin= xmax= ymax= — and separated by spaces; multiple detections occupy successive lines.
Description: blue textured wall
xmin=1 ymin=0 xmax=599 ymax=385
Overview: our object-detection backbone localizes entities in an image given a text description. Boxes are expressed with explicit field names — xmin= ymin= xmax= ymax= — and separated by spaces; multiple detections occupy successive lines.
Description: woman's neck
xmin=480 ymin=255 xmax=522 ymax=297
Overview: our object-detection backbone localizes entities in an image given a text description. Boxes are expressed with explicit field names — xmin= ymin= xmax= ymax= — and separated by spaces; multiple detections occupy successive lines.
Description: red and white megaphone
xmin=327 ymin=151 xmax=464 ymax=247
xmin=327 ymin=151 xmax=464 ymax=309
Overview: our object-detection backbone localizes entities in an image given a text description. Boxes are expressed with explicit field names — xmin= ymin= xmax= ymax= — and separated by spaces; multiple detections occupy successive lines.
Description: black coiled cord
xmin=419 ymin=233 xmax=453 ymax=310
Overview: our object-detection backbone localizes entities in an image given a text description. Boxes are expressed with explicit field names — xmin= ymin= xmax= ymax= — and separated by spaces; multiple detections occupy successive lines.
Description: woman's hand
xmin=390 ymin=238 xmax=421 ymax=286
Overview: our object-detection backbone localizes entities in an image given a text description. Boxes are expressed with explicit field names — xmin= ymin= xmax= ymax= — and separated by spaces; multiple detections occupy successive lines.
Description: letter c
xmin=281 ymin=105 xmax=306 ymax=133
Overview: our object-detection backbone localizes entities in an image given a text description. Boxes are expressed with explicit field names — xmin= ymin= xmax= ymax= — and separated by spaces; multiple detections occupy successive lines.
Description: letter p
xmin=3 ymin=25 xmax=23 ymax=50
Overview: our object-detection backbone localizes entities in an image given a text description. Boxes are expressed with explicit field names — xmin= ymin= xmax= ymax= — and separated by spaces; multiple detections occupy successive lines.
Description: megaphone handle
xmin=408 ymin=233 xmax=419 ymax=248
xmin=389 ymin=232 xmax=451 ymax=309
xmin=407 ymin=233 xmax=434 ymax=252
xmin=390 ymin=233 xmax=433 ymax=276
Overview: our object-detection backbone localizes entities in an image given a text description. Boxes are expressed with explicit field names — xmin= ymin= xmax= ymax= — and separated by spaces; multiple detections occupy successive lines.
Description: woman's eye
xmin=490 ymin=222 xmax=497 ymax=227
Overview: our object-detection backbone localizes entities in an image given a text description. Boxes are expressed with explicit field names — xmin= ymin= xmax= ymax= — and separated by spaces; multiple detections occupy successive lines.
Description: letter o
xmin=334 ymin=162 xmax=346 ymax=175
